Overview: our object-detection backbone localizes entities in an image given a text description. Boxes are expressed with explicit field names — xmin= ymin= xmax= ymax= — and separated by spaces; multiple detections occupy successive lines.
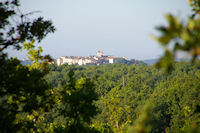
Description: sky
xmin=7 ymin=0 xmax=191 ymax=60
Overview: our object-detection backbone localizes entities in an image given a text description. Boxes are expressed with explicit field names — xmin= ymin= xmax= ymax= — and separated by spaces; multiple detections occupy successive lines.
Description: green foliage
xmin=55 ymin=70 xmax=99 ymax=133
xmin=46 ymin=62 xmax=200 ymax=133
xmin=1 ymin=0 xmax=200 ymax=133
xmin=152 ymin=0 xmax=200 ymax=72
xmin=128 ymin=104 xmax=153 ymax=133
xmin=188 ymin=0 xmax=200 ymax=16
xmin=0 ymin=1 xmax=56 ymax=131
xmin=0 ymin=0 xmax=55 ymax=51
xmin=96 ymin=86 xmax=133 ymax=133
xmin=13 ymin=55 xmax=199 ymax=133
xmin=23 ymin=40 xmax=52 ymax=71
xmin=0 ymin=1 xmax=99 ymax=132
xmin=0 ymin=44 xmax=55 ymax=132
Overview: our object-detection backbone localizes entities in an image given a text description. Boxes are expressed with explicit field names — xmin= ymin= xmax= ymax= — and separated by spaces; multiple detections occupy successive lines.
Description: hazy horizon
xmin=7 ymin=0 xmax=191 ymax=60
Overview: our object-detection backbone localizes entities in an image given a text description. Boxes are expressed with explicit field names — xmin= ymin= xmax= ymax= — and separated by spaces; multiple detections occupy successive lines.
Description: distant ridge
xmin=142 ymin=58 xmax=192 ymax=65
xmin=142 ymin=59 xmax=158 ymax=65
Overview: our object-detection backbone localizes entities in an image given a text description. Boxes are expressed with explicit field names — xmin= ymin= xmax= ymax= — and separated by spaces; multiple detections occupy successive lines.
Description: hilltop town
xmin=54 ymin=51 xmax=129 ymax=66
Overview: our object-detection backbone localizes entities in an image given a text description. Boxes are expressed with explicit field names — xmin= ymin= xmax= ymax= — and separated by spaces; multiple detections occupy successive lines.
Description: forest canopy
xmin=0 ymin=0 xmax=200 ymax=133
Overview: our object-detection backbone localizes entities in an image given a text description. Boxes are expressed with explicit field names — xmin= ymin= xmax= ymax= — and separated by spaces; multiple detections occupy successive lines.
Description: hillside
xmin=44 ymin=62 xmax=200 ymax=132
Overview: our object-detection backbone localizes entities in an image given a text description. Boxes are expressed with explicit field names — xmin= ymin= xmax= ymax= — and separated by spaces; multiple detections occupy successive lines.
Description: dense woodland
xmin=44 ymin=62 xmax=200 ymax=133
xmin=1 ymin=0 xmax=200 ymax=132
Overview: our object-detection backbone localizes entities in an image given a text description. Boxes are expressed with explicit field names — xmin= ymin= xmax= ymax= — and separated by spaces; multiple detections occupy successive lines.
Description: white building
xmin=109 ymin=58 xmax=114 ymax=64
xmin=55 ymin=51 xmax=128 ymax=66
xmin=56 ymin=58 xmax=63 ymax=66
xmin=97 ymin=51 xmax=104 ymax=57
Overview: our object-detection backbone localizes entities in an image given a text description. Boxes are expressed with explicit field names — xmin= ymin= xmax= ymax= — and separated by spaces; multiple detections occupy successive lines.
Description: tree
xmin=0 ymin=1 xmax=100 ymax=132
xmin=98 ymin=86 xmax=132 ymax=133
xmin=0 ymin=0 xmax=55 ymax=132
xmin=0 ymin=41 xmax=55 ymax=132
xmin=54 ymin=70 xmax=99 ymax=133
xmin=152 ymin=0 xmax=200 ymax=72
xmin=0 ymin=0 xmax=55 ymax=52
xmin=128 ymin=104 xmax=153 ymax=133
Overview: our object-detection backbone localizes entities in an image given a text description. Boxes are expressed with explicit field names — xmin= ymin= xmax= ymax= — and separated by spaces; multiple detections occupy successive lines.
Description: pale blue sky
xmin=8 ymin=0 xmax=191 ymax=60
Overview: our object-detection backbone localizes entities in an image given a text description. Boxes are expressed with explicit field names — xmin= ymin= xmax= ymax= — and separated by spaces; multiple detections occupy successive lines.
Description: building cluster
xmin=54 ymin=51 xmax=127 ymax=66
